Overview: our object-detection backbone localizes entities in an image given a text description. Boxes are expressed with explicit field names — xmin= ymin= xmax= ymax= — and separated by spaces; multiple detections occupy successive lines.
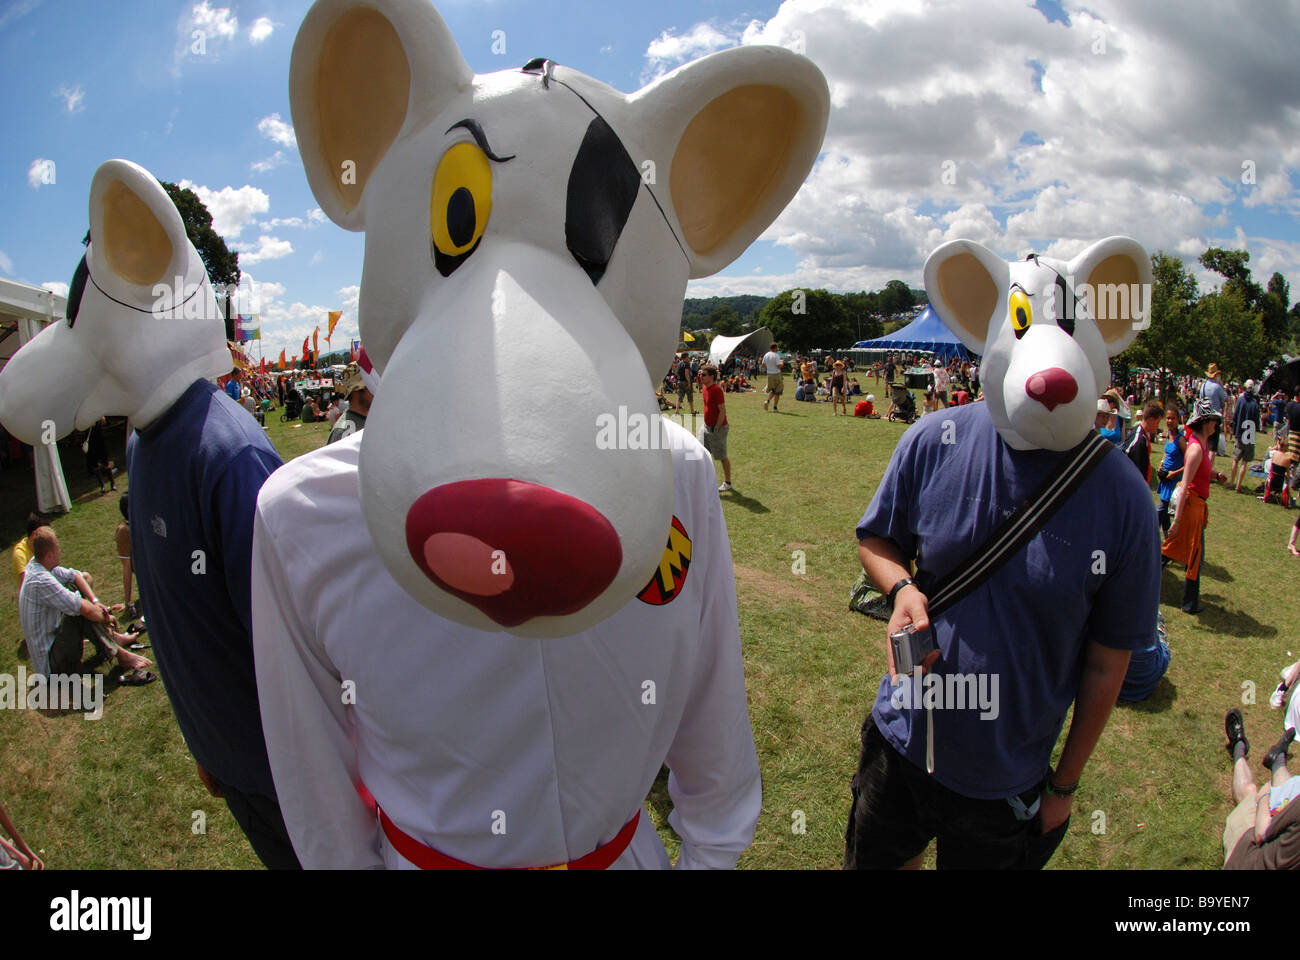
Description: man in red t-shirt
xmin=699 ymin=365 xmax=732 ymax=492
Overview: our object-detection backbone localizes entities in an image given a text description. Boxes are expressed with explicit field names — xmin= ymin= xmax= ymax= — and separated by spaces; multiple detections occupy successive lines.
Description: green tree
xmin=877 ymin=279 xmax=915 ymax=316
xmin=839 ymin=291 xmax=883 ymax=342
xmin=1196 ymin=286 xmax=1270 ymax=382
xmin=160 ymin=181 xmax=241 ymax=287
xmin=1115 ymin=252 xmax=1200 ymax=393
xmin=706 ymin=304 xmax=742 ymax=337
xmin=757 ymin=288 xmax=852 ymax=354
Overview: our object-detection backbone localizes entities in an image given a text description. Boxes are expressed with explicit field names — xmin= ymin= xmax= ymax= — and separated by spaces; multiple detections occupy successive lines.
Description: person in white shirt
xmin=252 ymin=423 xmax=761 ymax=869
xmin=762 ymin=341 xmax=785 ymax=412
xmin=933 ymin=363 xmax=950 ymax=408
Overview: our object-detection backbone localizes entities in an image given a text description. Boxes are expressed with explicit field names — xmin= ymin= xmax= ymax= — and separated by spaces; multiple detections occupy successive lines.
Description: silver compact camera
xmin=890 ymin=623 xmax=938 ymax=674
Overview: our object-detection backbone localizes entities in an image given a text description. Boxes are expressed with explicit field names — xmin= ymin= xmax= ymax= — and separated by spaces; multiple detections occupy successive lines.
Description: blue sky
xmin=3 ymin=0 xmax=1297 ymax=361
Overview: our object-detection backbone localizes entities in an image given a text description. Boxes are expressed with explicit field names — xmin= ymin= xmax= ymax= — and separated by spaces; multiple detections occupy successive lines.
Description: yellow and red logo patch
xmin=637 ymin=516 xmax=691 ymax=605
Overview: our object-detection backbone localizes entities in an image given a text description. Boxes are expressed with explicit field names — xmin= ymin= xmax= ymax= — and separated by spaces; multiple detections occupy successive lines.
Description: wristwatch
xmin=887 ymin=577 xmax=916 ymax=610
xmin=1044 ymin=769 xmax=1079 ymax=797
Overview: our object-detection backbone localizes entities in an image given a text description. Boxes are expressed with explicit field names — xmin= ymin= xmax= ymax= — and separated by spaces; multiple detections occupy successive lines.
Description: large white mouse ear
xmin=88 ymin=159 xmax=185 ymax=289
xmin=923 ymin=239 xmax=1008 ymax=354
xmin=632 ymin=45 xmax=829 ymax=279
xmin=1068 ymin=236 xmax=1152 ymax=357
xmin=290 ymin=0 xmax=474 ymax=231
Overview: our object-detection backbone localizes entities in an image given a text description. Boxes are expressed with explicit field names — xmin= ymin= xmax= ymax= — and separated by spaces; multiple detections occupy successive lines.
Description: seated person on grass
xmin=1260 ymin=438 xmax=1291 ymax=504
xmin=0 ymin=798 xmax=42 ymax=870
xmin=18 ymin=527 xmax=153 ymax=685
xmin=1223 ymin=710 xmax=1300 ymax=869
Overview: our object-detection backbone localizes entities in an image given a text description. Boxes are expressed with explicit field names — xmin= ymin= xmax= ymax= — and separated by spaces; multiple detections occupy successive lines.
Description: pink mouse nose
xmin=405 ymin=479 xmax=622 ymax=628
xmin=1025 ymin=368 xmax=1078 ymax=412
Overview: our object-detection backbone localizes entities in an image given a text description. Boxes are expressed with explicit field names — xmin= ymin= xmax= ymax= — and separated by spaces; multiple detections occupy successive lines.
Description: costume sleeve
xmin=1085 ymin=482 xmax=1161 ymax=652
xmin=209 ymin=446 xmax=283 ymax=638
xmin=251 ymin=498 xmax=383 ymax=868
xmin=855 ymin=424 xmax=917 ymax=558
xmin=664 ymin=482 xmax=761 ymax=869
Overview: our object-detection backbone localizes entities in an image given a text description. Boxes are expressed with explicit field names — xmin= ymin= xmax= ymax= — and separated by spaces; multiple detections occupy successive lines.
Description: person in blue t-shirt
xmin=846 ymin=402 xmax=1160 ymax=869
xmin=127 ymin=378 xmax=299 ymax=869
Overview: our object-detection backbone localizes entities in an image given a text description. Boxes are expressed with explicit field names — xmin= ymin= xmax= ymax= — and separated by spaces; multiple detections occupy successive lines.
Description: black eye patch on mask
xmin=66 ymin=254 xmax=89 ymax=327
xmin=566 ymin=116 xmax=641 ymax=286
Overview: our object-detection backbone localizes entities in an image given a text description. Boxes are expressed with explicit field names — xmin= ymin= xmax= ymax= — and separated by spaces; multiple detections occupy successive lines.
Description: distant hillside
xmin=681 ymin=295 xmax=769 ymax=329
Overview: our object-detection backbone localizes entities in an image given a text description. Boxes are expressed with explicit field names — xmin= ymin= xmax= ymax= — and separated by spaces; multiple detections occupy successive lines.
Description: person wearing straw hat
xmin=1163 ymin=399 xmax=1221 ymax=614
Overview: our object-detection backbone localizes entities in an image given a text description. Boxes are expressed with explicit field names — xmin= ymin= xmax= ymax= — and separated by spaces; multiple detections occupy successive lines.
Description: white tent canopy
xmin=0 ymin=276 xmax=71 ymax=514
xmin=708 ymin=327 xmax=774 ymax=367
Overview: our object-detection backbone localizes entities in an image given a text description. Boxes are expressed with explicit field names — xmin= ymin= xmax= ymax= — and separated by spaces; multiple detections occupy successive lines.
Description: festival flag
xmin=682 ymin=332 xmax=696 ymax=342
xmin=350 ymin=339 xmax=359 ymax=362
xmin=301 ymin=336 xmax=310 ymax=366
xmin=326 ymin=310 xmax=342 ymax=344
xmin=234 ymin=315 xmax=261 ymax=342
xmin=278 ymin=348 xmax=287 ymax=370
xmin=260 ymin=357 xmax=267 ymax=374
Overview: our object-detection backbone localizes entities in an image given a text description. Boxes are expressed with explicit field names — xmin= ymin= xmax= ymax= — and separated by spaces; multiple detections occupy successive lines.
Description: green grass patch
xmin=1 ymin=385 xmax=1294 ymax=868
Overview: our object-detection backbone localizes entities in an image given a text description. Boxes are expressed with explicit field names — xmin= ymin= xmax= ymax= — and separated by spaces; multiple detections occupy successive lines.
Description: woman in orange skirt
xmin=1163 ymin=399 xmax=1221 ymax=613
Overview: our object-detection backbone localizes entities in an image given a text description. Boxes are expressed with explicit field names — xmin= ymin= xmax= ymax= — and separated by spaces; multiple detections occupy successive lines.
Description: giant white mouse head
xmin=923 ymin=237 xmax=1151 ymax=451
xmin=0 ymin=159 xmax=229 ymax=442
xmin=290 ymin=0 xmax=828 ymax=636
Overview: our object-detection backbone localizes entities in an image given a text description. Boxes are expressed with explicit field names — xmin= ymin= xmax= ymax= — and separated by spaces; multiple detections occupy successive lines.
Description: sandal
xmin=118 ymin=669 xmax=157 ymax=686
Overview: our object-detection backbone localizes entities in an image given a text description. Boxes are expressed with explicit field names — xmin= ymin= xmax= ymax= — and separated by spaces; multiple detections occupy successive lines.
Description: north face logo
xmin=151 ymin=515 xmax=167 ymax=538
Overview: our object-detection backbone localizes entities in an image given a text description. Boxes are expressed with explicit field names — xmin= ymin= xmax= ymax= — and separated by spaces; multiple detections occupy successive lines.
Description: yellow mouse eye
xmin=1009 ymin=288 xmax=1032 ymax=339
xmin=431 ymin=142 xmax=492 ymax=268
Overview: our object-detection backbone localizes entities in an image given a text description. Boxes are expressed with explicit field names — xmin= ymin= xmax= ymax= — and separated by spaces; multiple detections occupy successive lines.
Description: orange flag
xmin=326 ymin=310 xmax=342 ymax=344
xmin=278 ymin=348 xmax=286 ymax=370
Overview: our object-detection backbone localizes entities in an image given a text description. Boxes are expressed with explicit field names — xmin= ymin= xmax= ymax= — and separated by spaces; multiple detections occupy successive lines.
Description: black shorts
xmin=843 ymin=714 xmax=1069 ymax=869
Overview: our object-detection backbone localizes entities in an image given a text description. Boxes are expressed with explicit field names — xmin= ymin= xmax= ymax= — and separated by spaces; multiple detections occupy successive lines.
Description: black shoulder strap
xmin=925 ymin=430 xmax=1113 ymax=619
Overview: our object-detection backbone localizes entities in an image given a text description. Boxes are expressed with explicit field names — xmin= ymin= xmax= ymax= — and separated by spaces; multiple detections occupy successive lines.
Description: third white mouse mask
xmin=923 ymin=236 xmax=1152 ymax=451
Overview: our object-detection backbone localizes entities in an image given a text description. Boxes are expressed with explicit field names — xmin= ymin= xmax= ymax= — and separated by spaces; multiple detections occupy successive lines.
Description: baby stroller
xmin=888 ymin=382 xmax=917 ymax=423
xmin=280 ymin=396 xmax=303 ymax=422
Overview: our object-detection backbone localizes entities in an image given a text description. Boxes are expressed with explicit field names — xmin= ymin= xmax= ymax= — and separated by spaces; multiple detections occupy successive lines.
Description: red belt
xmin=378 ymin=807 xmax=640 ymax=870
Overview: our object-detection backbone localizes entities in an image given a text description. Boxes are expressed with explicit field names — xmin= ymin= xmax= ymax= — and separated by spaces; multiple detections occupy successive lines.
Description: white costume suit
xmin=251 ymin=422 xmax=760 ymax=869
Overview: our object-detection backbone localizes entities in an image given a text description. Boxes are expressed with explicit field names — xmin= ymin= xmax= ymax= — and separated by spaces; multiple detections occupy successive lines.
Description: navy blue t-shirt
xmin=127 ymin=379 xmax=284 ymax=796
xmin=857 ymin=403 xmax=1160 ymax=799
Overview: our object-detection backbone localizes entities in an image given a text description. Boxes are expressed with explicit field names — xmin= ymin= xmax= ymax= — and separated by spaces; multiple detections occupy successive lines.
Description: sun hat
xmin=1187 ymin=397 xmax=1224 ymax=428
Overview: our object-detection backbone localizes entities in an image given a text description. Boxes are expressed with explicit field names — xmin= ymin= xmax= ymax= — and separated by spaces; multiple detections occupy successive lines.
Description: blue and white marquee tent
xmin=852 ymin=305 xmax=973 ymax=361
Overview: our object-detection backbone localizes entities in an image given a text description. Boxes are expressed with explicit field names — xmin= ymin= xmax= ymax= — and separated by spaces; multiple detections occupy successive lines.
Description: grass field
xmin=1 ymin=382 xmax=1296 ymax=869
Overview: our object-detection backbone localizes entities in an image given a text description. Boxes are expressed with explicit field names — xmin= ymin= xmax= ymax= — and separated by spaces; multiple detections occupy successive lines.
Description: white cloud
xmin=248 ymin=16 xmax=274 ymax=44
xmin=0 ymin=0 xmax=41 ymax=33
xmin=678 ymin=0 xmax=1300 ymax=294
xmin=173 ymin=1 xmax=239 ymax=76
xmin=0 ymin=250 xmax=13 ymax=274
xmin=642 ymin=21 xmax=740 ymax=81
xmin=307 ymin=208 xmax=327 ymax=224
xmin=260 ymin=216 xmax=303 ymax=230
xmin=251 ymin=150 xmax=286 ymax=174
xmin=258 ymin=113 xmax=296 ymax=148
xmin=178 ymin=179 xmax=269 ymax=237
xmin=234 ymin=234 xmax=293 ymax=265
xmin=54 ymin=84 xmax=84 ymax=114
xmin=249 ymin=278 xmax=363 ymax=360
xmin=41 ymin=281 xmax=68 ymax=298
xmin=27 ymin=157 xmax=54 ymax=189
xmin=310 ymin=250 xmax=326 ymax=265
